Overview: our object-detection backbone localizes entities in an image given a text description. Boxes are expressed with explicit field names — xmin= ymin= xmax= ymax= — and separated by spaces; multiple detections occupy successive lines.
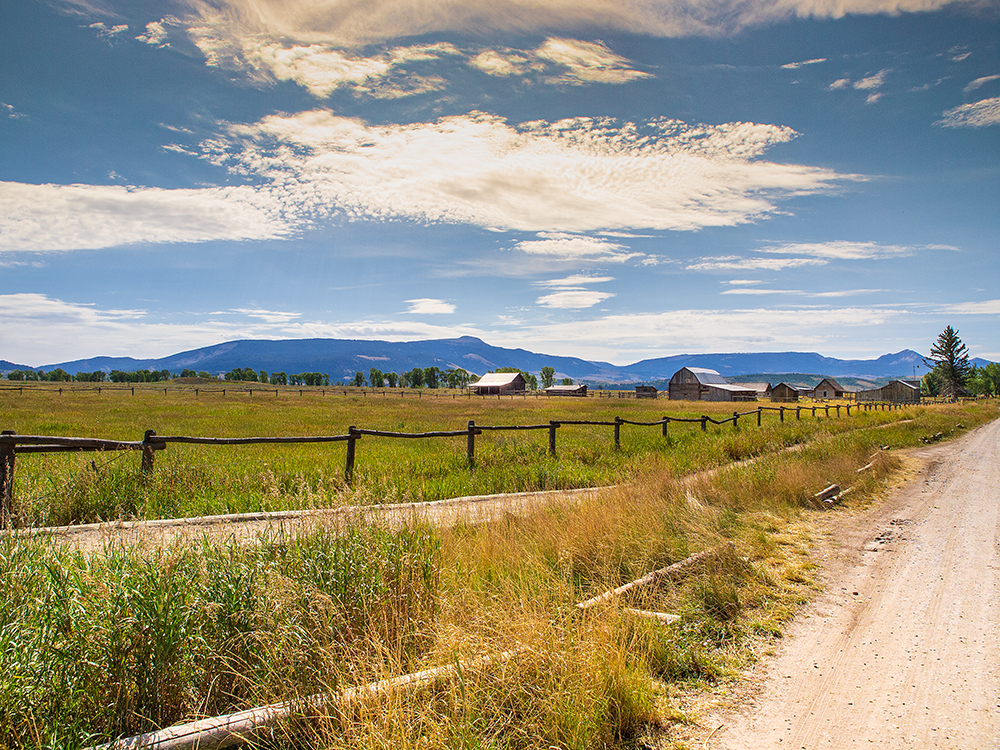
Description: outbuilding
xmin=770 ymin=382 xmax=801 ymax=402
xmin=544 ymin=384 xmax=588 ymax=397
xmin=668 ymin=367 xmax=757 ymax=401
xmin=809 ymin=378 xmax=845 ymax=400
xmin=470 ymin=372 xmax=526 ymax=395
xmin=856 ymin=380 xmax=920 ymax=404
xmin=634 ymin=386 xmax=658 ymax=399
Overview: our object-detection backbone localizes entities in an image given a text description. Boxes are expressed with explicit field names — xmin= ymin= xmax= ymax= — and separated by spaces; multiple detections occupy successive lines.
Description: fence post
xmin=467 ymin=421 xmax=476 ymax=468
xmin=345 ymin=426 xmax=359 ymax=485
xmin=757 ymin=407 xmax=762 ymax=427
xmin=732 ymin=411 xmax=739 ymax=430
xmin=836 ymin=405 xmax=841 ymax=417
xmin=779 ymin=407 xmax=784 ymax=423
xmin=549 ymin=421 xmax=558 ymax=457
xmin=1 ymin=430 xmax=15 ymax=522
xmin=700 ymin=416 xmax=707 ymax=432
xmin=614 ymin=417 xmax=622 ymax=449
xmin=825 ymin=406 xmax=830 ymax=417
xmin=141 ymin=429 xmax=157 ymax=475
xmin=796 ymin=406 xmax=801 ymax=420
xmin=662 ymin=417 xmax=669 ymax=438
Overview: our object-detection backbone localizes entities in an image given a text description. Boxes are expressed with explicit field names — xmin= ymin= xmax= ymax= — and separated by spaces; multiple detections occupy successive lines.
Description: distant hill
xmin=0 ymin=359 xmax=33 ymax=374
xmin=17 ymin=337 xmax=995 ymax=383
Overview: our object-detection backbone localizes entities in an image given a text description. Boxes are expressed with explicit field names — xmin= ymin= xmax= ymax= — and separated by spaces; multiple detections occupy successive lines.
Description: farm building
xmin=809 ymin=378 xmax=845 ymax=399
xmin=733 ymin=382 xmax=771 ymax=399
xmin=667 ymin=367 xmax=758 ymax=402
xmin=469 ymin=372 xmax=526 ymax=395
xmin=634 ymin=386 xmax=658 ymax=399
xmin=770 ymin=382 xmax=801 ymax=402
xmin=544 ymin=384 xmax=588 ymax=397
xmin=856 ymin=380 xmax=921 ymax=404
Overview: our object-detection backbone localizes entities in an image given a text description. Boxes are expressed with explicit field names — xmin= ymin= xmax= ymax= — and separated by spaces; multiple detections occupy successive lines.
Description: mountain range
xmin=4 ymin=337 xmax=992 ymax=383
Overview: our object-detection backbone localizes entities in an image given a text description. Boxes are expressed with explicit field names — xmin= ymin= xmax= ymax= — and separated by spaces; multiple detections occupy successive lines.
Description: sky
xmin=1 ymin=0 xmax=998 ymax=367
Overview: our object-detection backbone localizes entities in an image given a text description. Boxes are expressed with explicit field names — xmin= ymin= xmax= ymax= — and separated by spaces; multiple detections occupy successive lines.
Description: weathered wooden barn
xmin=634 ymin=386 xmax=658 ymax=399
xmin=856 ymin=380 xmax=921 ymax=404
xmin=668 ymin=367 xmax=758 ymax=401
xmin=809 ymin=378 xmax=845 ymax=399
xmin=770 ymin=382 xmax=801 ymax=402
xmin=470 ymin=372 xmax=526 ymax=395
xmin=544 ymin=384 xmax=588 ymax=397
xmin=733 ymin=382 xmax=772 ymax=399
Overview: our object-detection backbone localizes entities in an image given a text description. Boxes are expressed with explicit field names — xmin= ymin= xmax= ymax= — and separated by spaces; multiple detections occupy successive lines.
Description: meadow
xmin=0 ymin=387 xmax=995 ymax=749
xmin=0 ymin=385 xmax=926 ymax=527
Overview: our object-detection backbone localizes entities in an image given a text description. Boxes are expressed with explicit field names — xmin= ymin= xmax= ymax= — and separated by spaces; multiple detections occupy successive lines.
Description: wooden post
xmin=757 ymin=407 xmax=762 ymax=427
xmin=811 ymin=406 xmax=816 ymax=418
xmin=825 ymin=406 xmax=830 ymax=417
xmin=662 ymin=417 xmax=669 ymax=437
xmin=345 ymin=426 xmax=359 ymax=485
xmin=614 ymin=417 xmax=622 ymax=449
xmin=548 ymin=421 xmax=558 ymax=457
xmin=1 ymin=430 xmax=15 ymax=522
xmin=796 ymin=406 xmax=801 ymax=420
xmin=700 ymin=416 xmax=707 ymax=432
xmin=836 ymin=405 xmax=841 ymax=417
xmin=779 ymin=407 xmax=784 ymax=423
xmin=141 ymin=429 xmax=157 ymax=475
xmin=467 ymin=421 xmax=476 ymax=468
xmin=733 ymin=411 xmax=739 ymax=430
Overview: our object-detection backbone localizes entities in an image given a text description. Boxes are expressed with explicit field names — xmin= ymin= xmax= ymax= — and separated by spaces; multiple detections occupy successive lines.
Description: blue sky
xmin=1 ymin=0 xmax=998 ymax=367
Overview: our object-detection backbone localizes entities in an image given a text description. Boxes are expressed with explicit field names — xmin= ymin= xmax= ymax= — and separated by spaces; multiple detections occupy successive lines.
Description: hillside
xmin=7 ymin=337 xmax=993 ymax=383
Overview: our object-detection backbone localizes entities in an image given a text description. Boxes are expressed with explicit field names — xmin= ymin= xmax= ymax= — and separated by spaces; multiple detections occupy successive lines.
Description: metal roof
xmin=471 ymin=372 xmax=523 ymax=387
xmin=682 ymin=367 xmax=729 ymax=385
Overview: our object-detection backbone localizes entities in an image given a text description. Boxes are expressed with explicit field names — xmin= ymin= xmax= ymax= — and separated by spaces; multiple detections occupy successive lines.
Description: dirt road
xmin=702 ymin=417 xmax=1000 ymax=749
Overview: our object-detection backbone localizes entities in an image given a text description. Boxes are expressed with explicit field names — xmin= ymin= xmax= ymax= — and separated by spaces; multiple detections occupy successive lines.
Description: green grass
xmin=0 ymin=399 xmax=993 ymax=748
xmin=1 ymin=387 xmax=939 ymax=527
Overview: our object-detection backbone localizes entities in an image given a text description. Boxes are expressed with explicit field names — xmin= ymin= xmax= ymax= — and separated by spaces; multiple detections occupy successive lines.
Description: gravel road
xmin=702 ymin=417 xmax=1000 ymax=749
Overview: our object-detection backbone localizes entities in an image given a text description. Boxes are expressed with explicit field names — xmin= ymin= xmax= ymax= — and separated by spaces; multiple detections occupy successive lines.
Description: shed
xmin=856 ymin=380 xmax=920 ymax=404
xmin=668 ymin=367 xmax=757 ymax=401
xmin=732 ymin=382 xmax=771 ymax=399
xmin=809 ymin=378 xmax=845 ymax=400
xmin=770 ymin=382 xmax=801 ymax=402
xmin=634 ymin=386 xmax=658 ymax=399
xmin=470 ymin=372 xmax=526 ymax=395
xmin=544 ymin=384 xmax=588 ymax=397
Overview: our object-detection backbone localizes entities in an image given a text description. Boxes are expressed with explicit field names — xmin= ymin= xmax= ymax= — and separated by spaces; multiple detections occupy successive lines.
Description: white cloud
xmin=0 ymin=181 xmax=292 ymax=252
xmin=2 ymin=102 xmax=27 ymax=120
xmin=828 ymin=78 xmax=850 ymax=90
xmin=534 ymin=38 xmax=650 ymax=84
xmin=536 ymin=290 xmax=614 ymax=309
xmin=468 ymin=50 xmax=538 ymax=77
xmin=687 ymin=256 xmax=827 ymax=271
xmin=866 ymin=92 xmax=883 ymax=104
xmin=782 ymin=57 xmax=826 ymax=70
xmin=136 ymin=20 xmax=170 ymax=46
xmin=514 ymin=234 xmax=642 ymax=262
xmin=405 ymin=298 xmax=456 ymax=314
xmin=535 ymin=274 xmax=615 ymax=288
xmin=721 ymin=287 xmax=884 ymax=296
xmin=964 ymin=74 xmax=1000 ymax=94
xmin=88 ymin=21 xmax=129 ymax=41
xmin=937 ymin=299 xmax=1000 ymax=315
xmin=229 ymin=308 xmax=303 ymax=323
xmin=208 ymin=110 xmax=852 ymax=234
xmin=758 ymin=240 xmax=919 ymax=260
xmin=853 ymin=69 xmax=889 ymax=90
xmin=724 ymin=279 xmax=764 ymax=286
xmin=937 ymin=97 xmax=1000 ymax=128
xmin=169 ymin=0 xmax=980 ymax=48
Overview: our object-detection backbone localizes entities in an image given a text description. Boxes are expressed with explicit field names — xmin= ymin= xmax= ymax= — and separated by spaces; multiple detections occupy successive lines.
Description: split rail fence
xmin=0 ymin=401 xmax=909 ymax=521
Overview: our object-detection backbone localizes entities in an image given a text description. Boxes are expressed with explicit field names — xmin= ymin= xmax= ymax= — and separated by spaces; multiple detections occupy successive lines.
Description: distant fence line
xmin=0 ymin=401 xmax=914 ymax=521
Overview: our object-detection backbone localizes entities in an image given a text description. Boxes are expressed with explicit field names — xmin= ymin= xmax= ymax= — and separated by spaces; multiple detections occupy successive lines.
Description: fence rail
xmin=0 ymin=400 xmax=914 ymax=523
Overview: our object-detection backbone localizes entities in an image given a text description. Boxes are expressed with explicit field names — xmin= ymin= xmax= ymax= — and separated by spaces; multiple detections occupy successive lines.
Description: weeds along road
xmin=702 ymin=417 xmax=1000 ymax=749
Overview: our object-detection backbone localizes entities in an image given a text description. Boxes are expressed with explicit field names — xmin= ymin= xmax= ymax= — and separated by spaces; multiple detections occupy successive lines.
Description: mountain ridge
xmin=5 ymin=336 xmax=992 ymax=383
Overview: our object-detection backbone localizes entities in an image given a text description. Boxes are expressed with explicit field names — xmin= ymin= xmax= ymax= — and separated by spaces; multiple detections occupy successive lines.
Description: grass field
xmin=0 ymin=385 xmax=931 ymax=527
xmin=0 ymin=390 xmax=995 ymax=749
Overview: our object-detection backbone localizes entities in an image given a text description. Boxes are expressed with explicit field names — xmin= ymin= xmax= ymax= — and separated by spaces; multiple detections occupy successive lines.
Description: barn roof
xmin=682 ymin=367 xmax=728 ymax=385
xmin=706 ymin=383 xmax=758 ymax=393
xmin=471 ymin=372 xmax=523 ymax=387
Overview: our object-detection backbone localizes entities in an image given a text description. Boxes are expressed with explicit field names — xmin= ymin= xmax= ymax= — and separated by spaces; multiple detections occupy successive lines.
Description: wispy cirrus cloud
xmin=405 ymin=298 xmax=456 ymax=314
xmin=782 ymin=57 xmax=826 ymax=70
xmin=471 ymin=38 xmax=649 ymax=85
xmin=687 ymin=256 xmax=827 ymax=271
xmin=514 ymin=234 xmax=643 ymax=262
xmin=964 ymin=74 xmax=1000 ymax=94
xmin=937 ymin=97 xmax=1000 ymax=128
xmin=207 ymin=111 xmax=853 ymax=235
xmin=536 ymin=290 xmax=614 ymax=309
xmin=757 ymin=240 xmax=935 ymax=259
xmin=0 ymin=181 xmax=291 ymax=252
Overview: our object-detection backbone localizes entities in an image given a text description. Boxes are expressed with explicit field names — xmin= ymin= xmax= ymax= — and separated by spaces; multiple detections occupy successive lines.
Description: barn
xmin=470 ymin=372 xmax=526 ymax=395
xmin=668 ymin=367 xmax=758 ymax=401
xmin=856 ymin=380 xmax=921 ymax=404
xmin=809 ymin=378 xmax=845 ymax=400
xmin=770 ymin=382 xmax=801 ymax=402
xmin=634 ymin=386 xmax=658 ymax=399
xmin=544 ymin=384 xmax=588 ymax=397
xmin=733 ymin=382 xmax=772 ymax=399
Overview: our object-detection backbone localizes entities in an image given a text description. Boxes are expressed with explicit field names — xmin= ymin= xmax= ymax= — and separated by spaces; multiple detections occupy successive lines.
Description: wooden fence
xmin=0 ymin=401 xmax=910 ymax=521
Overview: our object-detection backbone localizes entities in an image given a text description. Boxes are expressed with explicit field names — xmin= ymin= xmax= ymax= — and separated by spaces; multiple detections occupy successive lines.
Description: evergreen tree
xmin=924 ymin=325 xmax=971 ymax=400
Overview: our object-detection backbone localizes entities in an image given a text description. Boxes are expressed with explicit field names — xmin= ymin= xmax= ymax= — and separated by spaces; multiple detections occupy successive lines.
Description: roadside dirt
xmin=689 ymin=417 xmax=1000 ymax=749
